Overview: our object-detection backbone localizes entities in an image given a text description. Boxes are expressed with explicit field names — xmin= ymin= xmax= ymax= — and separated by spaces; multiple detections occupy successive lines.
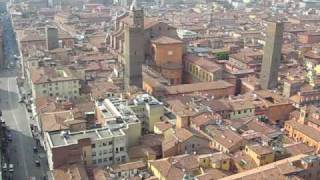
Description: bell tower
xmin=123 ymin=0 xmax=145 ymax=90
xmin=130 ymin=0 xmax=144 ymax=29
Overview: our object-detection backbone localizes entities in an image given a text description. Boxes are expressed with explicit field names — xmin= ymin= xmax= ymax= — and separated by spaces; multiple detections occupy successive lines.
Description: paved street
xmin=0 ymin=70 xmax=48 ymax=179
xmin=0 ymin=11 xmax=48 ymax=180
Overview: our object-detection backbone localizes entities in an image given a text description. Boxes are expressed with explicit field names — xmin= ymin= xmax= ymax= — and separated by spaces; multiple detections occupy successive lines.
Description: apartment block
xmin=30 ymin=67 xmax=81 ymax=98
xmin=45 ymin=128 xmax=128 ymax=170
xmin=129 ymin=94 xmax=164 ymax=133
xmin=95 ymin=96 xmax=142 ymax=147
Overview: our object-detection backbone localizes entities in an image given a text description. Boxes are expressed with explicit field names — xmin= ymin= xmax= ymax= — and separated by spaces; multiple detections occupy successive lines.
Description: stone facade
xmin=123 ymin=5 xmax=145 ymax=90
xmin=260 ymin=22 xmax=284 ymax=89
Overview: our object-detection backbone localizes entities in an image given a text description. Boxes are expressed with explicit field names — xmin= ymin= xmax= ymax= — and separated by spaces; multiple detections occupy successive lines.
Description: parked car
xmin=14 ymin=54 xmax=21 ymax=60
xmin=7 ymin=130 xmax=12 ymax=142
xmin=7 ymin=136 xmax=12 ymax=142
xmin=0 ymin=117 xmax=5 ymax=124
xmin=27 ymin=108 xmax=32 ymax=113
xmin=35 ymin=160 xmax=40 ymax=167
xmin=19 ymin=97 xmax=25 ymax=103
xmin=2 ymin=163 xmax=7 ymax=172
xmin=33 ymin=146 xmax=38 ymax=153
xmin=9 ymin=62 xmax=15 ymax=68
xmin=9 ymin=164 xmax=14 ymax=173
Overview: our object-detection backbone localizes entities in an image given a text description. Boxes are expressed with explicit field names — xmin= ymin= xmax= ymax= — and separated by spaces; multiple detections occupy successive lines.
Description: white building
xmin=95 ymin=96 xmax=142 ymax=147
xmin=45 ymin=128 xmax=128 ymax=170
xmin=177 ymin=29 xmax=198 ymax=41
xmin=129 ymin=94 xmax=164 ymax=133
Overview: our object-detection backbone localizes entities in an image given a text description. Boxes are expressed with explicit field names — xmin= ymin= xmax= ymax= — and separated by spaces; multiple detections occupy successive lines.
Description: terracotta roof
xmin=204 ymin=99 xmax=232 ymax=112
xmin=35 ymin=96 xmax=57 ymax=113
xmin=255 ymin=90 xmax=291 ymax=105
xmin=284 ymin=143 xmax=314 ymax=156
xmin=30 ymin=67 xmax=79 ymax=84
xmin=229 ymin=100 xmax=254 ymax=111
xmin=112 ymin=161 xmax=146 ymax=172
xmin=166 ymin=99 xmax=196 ymax=117
xmin=198 ymin=152 xmax=231 ymax=163
xmin=220 ymin=154 xmax=312 ymax=180
xmin=165 ymin=80 xmax=234 ymax=95
xmin=19 ymin=29 xmax=73 ymax=42
xmin=299 ymin=31 xmax=320 ymax=36
xmin=205 ymin=125 xmax=243 ymax=150
xmin=92 ymin=168 xmax=108 ymax=180
xmin=128 ymin=145 xmax=149 ymax=160
xmin=89 ymin=80 xmax=120 ymax=99
xmin=304 ymin=50 xmax=320 ymax=60
xmin=53 ymin=164 xmax=89 ymax=180
xmin=162 ymin=128 xmax=209 ymax=152
xmin=20 ymin=30 xmax=45 ymax=42
xmin=40 ymin=111 xmax=71 ymax=132
xmin=243 ymin=119 xmax=277 ymax=136
xmin=285 ymin=120 xmax=320 ymax=142
xmin=40 ymin=110 xmax=86 ymax=132
xmin=247 ymin=144 xmax=273 ymax=156
xmin=191 ymin=112 xmax=221 ymax=127
xmin=149 ymin=154 xmax=199 ymax=180
xmin=59 ymin=32 xmax=73 ymax=39
xmin=174 ymin=128 xmax=194 ymax=141
xmin=229 ymin=49 xmax=263 ymax=64
xmin=154 ymin=121 xmax=173 ymax=132
xmin=184 ymin=54 xmax=222 ymax=73
xmin=196 ymin=169 xmax=231 ymax=180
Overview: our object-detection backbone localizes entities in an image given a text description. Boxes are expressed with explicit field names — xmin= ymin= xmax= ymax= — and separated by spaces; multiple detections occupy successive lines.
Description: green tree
xmin=216 ymin=52 xmax=229 ymax=60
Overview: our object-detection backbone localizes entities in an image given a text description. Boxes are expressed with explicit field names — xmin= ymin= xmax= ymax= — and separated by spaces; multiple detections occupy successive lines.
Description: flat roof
xmin=49 ymin=128 xmax=125 ymax=147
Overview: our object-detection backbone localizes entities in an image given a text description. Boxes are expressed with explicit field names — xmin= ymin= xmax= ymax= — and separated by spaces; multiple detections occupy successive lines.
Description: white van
xmin=9 ymin=164 xmax=14 ymax=173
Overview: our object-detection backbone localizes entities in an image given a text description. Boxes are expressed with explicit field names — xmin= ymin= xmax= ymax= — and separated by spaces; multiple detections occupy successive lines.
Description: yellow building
xmin=229 ymin=100 xmax=255 ymax=120
xmin=148 ymin=154 xmax=200 ymax=180
xmin=154 ymin=121 xmax=173 ymax=135
xmin=198 ymin=152 xmax=231 ymax=171
xmin=30 ymin=67 xmax=81 ymax=98
xmin=205 ymin=125 xmax=244 ymax=153
xmin=245 ymin=145 xmax=275 ymax=166
xmin=284 ymin=106 xmax=320 ymax=153
xmin=162 ymin=128 xmax=210 ymax=158
xmin=184 ymin=54 xmax=223 ymax=83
